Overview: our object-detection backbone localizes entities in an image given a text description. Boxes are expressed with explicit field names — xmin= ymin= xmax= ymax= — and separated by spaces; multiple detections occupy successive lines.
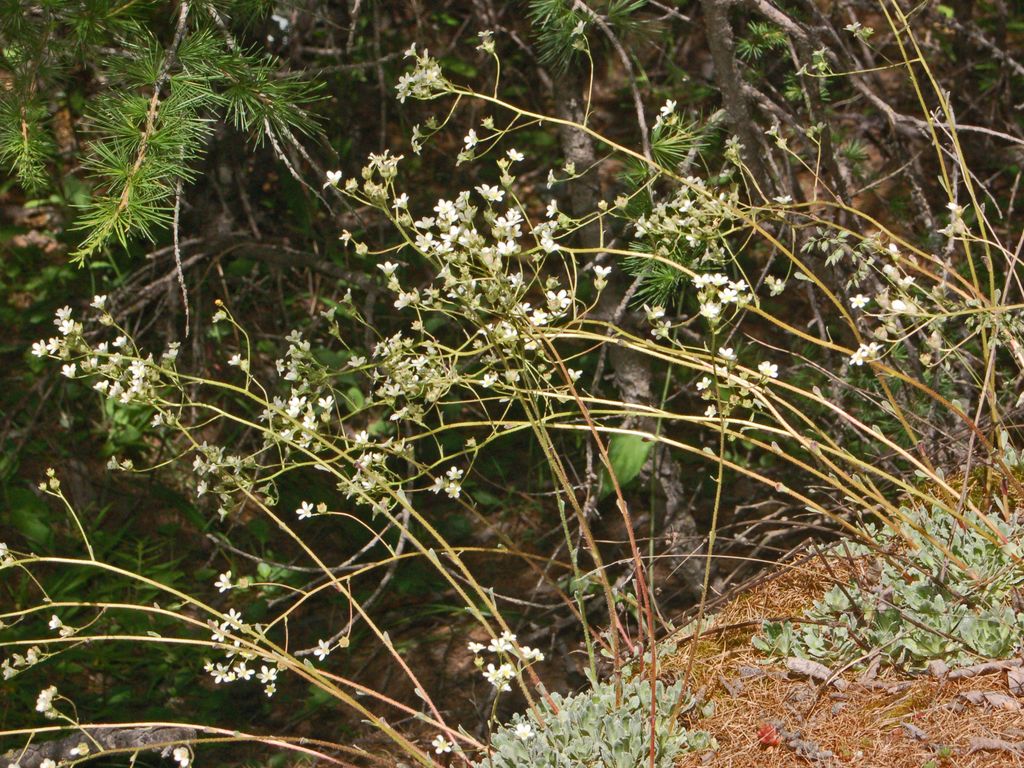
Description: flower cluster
xmin=396 ymin=44 xmax=447 ymax=104
xmin=467 ymin=630 xmax=544 ymax=693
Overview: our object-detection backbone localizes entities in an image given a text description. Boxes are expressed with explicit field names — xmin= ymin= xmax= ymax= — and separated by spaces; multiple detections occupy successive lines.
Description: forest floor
xmin=662 ymin=552 xmax=1024 ymax=767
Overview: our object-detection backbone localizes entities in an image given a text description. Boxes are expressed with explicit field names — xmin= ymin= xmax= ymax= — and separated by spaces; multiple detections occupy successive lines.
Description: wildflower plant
xmin=7 ymin=4 xmax=1024 ymax=768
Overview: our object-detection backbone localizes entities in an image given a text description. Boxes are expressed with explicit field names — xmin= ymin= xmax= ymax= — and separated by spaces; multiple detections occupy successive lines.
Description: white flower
xmin=519 ymin=646 xmax=545 ymax=662
xmin=467 ymin=641 xmax=486 ymax=655
xmin=314 ymin=639 xmax=332 ymax=661
xmin=718 ymin=347 xmax=736 ymax=361
xmin=488 ymin=631 xmax=516 ymax=653
xmin=61 ymin=363 xmax=76 ymax=378
xmin=476 ymin=184 xmax=504 ymax=203
xmin=594 ymin=265 xmax=611 ymax=280
xmin=35 ymin=685 xmax=57 ymax=714
xmin=696 ymin=377 xmax=711 ymax=391
xmin=546 ymin=199 xmax=559 ymax=218
xmin=257 ymin=665 xmax=278 ymax=684
xmin=234 ymin=662 xmax=254 ymax=681
xmin=850 ymin=294 xmax=870 ymax=309
xmin=514 ymin=722 xmax=534 ymax=741
xmin=48 ymin=615 xmax=62 ymax=631
xmin=506 ymin=148 xmax=525 ymax=162
xmin=90 ymin=295 xmax=107 ymax=309
xmin=704 ymin=404 xmax=717 ymax=418
xmin=323 ymin=170 xmax=343 ymax=188
xmin=41 ymin=760 xmax=57 ymax=768
xmin=659 ymin=99 xmax=676 ymax=117
xmin=483 ymin=662 xmax=515 ymax=691
xmin=393 ymin=192 xmax=409 ymax=209
xmin=432 ymin=735 xmax=453 ymax=754
xmin=758 ymin=361 xmax=779 ymax=379
xmin=296 ymin=501 xmax=314 ymax=520
xmin=212 ymin=663 xmax=234 ymax=684
xmin=215 ymin=571 xmax=233 ymax=593
xmin=850 ymin=342 xmax=882 ymax=366
xmin=463 ymin=129 xmax=478 ymax=149
xmin=700 ymin=302 xmax=721 ymax=320
xmin=890 ymin=298 xmax=908 ymax=313
xmin=172 ymin=747 xmax=191 ymax=767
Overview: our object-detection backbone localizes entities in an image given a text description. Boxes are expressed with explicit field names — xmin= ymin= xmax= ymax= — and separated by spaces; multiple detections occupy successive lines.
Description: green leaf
xmin=8 ymin=487 xmax=53 ymax=548
xmin=599 ymin=434 xmax=653 ymax=499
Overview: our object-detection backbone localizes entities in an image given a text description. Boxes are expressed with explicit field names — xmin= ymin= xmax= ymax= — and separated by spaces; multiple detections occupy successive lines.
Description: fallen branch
xmin=3 ymin=726 xmax=197 ymax=768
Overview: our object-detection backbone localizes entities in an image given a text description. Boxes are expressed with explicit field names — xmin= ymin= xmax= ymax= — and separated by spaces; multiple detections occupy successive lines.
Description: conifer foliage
xmin=0 ymin=0 xmax=319 ymax=260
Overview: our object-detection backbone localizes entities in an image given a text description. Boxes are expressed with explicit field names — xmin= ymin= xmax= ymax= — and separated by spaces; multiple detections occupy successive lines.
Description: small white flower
xmin=519 ymin=646 xmax=545 ymax=662
xmin=850 ymin=342 xmax=882 ymax=366
xmin=432 ymin=735 xmax=453 ymax=754
xmin=546 ymin=199 xmax=559 ymax=218
xmin=48 ymin=615 xmax=62 ymax=631
xmin=467 ymin=641 xmax=486 ymax=655
xmin=215 ymin=571 xmax=233 ymax=593
xmin=323 ymin=170 xmax=343 ymax=188
xmin=296 ymin=501 xmax=315 ymax=520
xmin=40 ymin=760 xmax=57 ymax=768
xmin=463 ymin=129 xmax=478 ymax=149
xmin=514 ymin=722 xmax=534 ymax=741
xmin=507 ymin=148 xmax=525 ymax=162
xmin=234 ymin=662 xmax=254 ymax=681
xmin=172 ymin=746 xmax=191 ymax=767
xmin=696 ymin=377 xmax=711 ymax=391
xmin=476 ymin=184 xmax=504 ymax=203
xmin=483 ymin=662 xmax=515 ymax=691
xmin=718 ymin=347 xmax=736 ymax=361
xmin=61 ymin=363 xmax=76 ymax=378
xmin=594 ymin=265 xmax=612 ymax=279
xmin=700 ymin=302 xmax=721 ymax=320
xmin=314 ymin=639 xmax=332 ymax=661
xmin=488 ymin=631 xmax=516 ymax=653
xmin=850 ymin=294 xmax=870 ymax=309
xmin=659 ymin=99 xmax=676 ymax=117
xmin=890 ymin=298 xmax=908 ymax=313
xmin=35 ymin=685 xmax=58 ymax=714
xmin=90 ymin=295 xmax=107 ymax=309
xmin=758 ymin=361 xmax=779 ymax=379
xmin=704 ymin=404 xmax=717 ymax=418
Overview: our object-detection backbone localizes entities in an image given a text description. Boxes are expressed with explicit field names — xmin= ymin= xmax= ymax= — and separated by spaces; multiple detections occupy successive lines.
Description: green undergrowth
xmin=473 ymin=676 xmax=715 ymax=768
xmin=754 ymin=491 xmax=1024 ymax=671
